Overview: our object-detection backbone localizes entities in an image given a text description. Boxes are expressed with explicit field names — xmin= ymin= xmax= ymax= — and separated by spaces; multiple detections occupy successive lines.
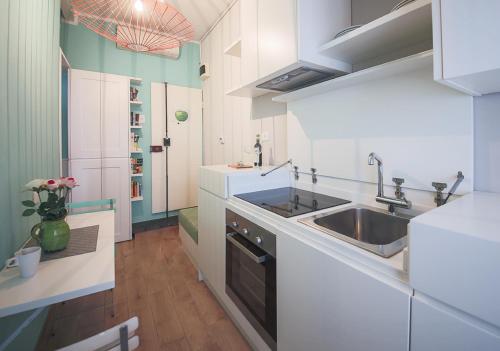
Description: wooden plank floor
xmin=36 ymin=226 xmax=251 ymax=351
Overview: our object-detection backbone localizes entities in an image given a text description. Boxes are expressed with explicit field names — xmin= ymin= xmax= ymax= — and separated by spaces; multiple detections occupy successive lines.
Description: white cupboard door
xmin=70 ymin=69 xmax=101 ymax=159
xmin=257 ymin=0 xmax=297 ymax=79
xmin=197 ymin=188 xmax=215 ymax=283
xmin=411 ymin=295 xmax=500 ymax=351
xmin=101 ymin=74 xmax=129 ymax=158
xmin=240 ymin=0 xmax=259 ymax=86
xmin=435 ymin=0 xmax=500 ymax=95
xmin=197 ymin=188 xmax=226 ymax=294
xmin=69 ymin=159 xmax=103 ymax=204
xmin=102 ymin=158 xmax=131 ymax=242
xmin=278 ymin=233 xmax=410 ymax=351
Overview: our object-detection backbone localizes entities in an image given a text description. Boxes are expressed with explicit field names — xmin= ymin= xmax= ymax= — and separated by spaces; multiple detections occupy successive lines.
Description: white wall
xmin=201 ymin=1 xmax=287 ymax=167
xmin=474 ymin=93 xmax=500 ymax=193
xmin=287 ymin=67 xmax=474 ymax=209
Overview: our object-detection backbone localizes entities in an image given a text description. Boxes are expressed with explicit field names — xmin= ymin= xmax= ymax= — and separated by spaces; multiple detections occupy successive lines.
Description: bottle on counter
xmin=254 ymin=134 xmax=262 ymax=167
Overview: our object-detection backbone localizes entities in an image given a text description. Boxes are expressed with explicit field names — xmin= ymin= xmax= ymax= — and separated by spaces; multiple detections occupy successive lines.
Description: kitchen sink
xmin=299 ymin=205 xmax=412 ymax=257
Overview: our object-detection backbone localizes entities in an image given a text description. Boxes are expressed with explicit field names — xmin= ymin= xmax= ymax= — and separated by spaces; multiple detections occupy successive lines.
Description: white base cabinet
xmin=197 ymin=188 xmax=227 ymax=296
xmin=70 ymin=158 xmax=131 ymax=243
xmin=277 ymin=233 xmax=411 ymax=351
xmin=411 ymin=295 xmax=500 ymax=351
xmin=433 ymin=0 xmax=500 ymax=95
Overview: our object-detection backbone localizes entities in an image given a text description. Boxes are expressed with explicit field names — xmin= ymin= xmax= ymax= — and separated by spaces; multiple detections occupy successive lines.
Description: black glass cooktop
xmin=235 ymin=187 xmax=351 ymax=218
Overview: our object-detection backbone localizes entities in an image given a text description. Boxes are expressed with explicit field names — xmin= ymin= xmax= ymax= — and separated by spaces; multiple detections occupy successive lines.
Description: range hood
xmin=256 ymin=66 xmax=339 ymax=92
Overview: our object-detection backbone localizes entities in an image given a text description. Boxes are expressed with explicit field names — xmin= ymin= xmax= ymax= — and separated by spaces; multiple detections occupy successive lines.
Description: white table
xmin=0 ymin=210 xmax=115 ymax=318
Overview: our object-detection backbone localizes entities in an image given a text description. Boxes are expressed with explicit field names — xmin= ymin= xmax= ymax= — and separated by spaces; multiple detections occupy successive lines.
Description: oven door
xmin=226 ymin=232 xmax=277 ymax=350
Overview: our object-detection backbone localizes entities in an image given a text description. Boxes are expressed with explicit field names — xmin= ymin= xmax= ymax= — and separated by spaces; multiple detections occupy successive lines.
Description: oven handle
xmin=226 ymin=233 xmax=268 ymax=264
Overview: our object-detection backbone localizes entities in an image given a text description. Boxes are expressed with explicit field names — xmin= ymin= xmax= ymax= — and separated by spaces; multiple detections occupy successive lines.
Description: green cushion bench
xmin=179 ymin=207 xmax=198 ymax=244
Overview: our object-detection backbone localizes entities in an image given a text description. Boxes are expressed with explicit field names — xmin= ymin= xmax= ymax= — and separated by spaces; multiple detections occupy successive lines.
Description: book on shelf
xmin=131 ymin=180 xmax=142 ymax=198
xmin=130 ymin=112 xmax=145 ymax=126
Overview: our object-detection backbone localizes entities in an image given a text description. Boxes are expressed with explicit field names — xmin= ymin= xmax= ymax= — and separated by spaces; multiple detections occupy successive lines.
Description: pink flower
xmin=46 ymin=179 xmax=59 ymax=191
xmin=62 ymin=177 xmax=78 ymax=189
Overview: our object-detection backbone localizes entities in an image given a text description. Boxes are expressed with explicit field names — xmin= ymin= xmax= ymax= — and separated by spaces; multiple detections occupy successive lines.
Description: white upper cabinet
xmin=101 ymin=73 xmax=129 ymax=158
xmin=70 ymin=70 xmax=102 ymax=159
xmin=70 ymin=70 xmax=129 ymax=159
xmin=257 ymin=0 xmax=297 ymax=79
xmin=240 ymin=0 xmax=259 ymax=86
xmin=433 ymin=0 xmax=500 ymax=95
xmin=234 ymin=0 xmax=350 ymax=96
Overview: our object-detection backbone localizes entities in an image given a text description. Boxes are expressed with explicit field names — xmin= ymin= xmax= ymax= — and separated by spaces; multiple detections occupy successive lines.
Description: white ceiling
xmin=61 ymin=0 xmax=234 ymax=41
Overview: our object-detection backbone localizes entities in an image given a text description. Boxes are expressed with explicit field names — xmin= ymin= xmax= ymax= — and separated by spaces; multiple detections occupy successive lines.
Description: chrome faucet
xmin=368 ymin=153 xmax=384 ymax=197
xmin=368 ymin=152 xmax=412 ymax=213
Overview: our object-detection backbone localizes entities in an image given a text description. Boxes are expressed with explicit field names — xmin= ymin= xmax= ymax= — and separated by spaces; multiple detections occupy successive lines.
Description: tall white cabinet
xmin=69 ymin=69 xmax=131 ymax=242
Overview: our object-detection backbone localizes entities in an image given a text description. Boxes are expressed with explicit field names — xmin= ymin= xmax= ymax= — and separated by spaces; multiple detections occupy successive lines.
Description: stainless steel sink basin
xmin=299 ymin=205 xmax=412 ymax=257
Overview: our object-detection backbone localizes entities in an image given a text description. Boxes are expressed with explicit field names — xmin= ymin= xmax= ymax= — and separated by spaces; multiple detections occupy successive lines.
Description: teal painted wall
xmin=60 ymin=23 xmax=201 ymax=223
xmin=0 ymin=0 xmax=61 ymax=349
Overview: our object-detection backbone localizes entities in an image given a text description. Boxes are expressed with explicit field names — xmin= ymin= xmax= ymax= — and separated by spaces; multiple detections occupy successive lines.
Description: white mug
xmin=5 ymin=247 xmax=41 ymax=278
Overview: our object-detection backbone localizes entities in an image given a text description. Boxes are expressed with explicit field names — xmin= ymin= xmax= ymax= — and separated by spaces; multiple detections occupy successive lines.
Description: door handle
xmin=164 ymin=137 xmax=171 ymax=147
xmin=227 ymin=233 xmax=267 ymax=264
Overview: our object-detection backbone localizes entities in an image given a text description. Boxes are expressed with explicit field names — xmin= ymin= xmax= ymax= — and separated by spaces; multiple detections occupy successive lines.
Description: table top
xmin=0 ymin=211 xmax=115 ymax=318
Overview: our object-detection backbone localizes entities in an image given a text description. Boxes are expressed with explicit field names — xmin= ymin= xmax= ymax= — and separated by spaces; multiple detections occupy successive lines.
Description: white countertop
xmin=227 ymin=196 xmax=409 ymax=285
xmin=411 ymin=191 xmax=500 ymax=242
xmin=0 ymin=211 xmax=115 ymax=318
xmin=409 ymin=191 xmax=500 ymax=327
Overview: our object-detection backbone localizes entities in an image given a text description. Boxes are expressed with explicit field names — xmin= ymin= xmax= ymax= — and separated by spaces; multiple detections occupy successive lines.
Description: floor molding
xmin=132 ymin=216 xmax=178 ymax=234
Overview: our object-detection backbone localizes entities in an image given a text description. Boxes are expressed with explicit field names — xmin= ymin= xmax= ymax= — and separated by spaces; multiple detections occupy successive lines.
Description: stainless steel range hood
xmin=256 ymin=66 xmax=340 ymax=92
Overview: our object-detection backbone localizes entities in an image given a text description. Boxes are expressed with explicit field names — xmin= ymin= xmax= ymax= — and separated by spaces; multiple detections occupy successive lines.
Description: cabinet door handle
xmin=226 ymin=233 xmax=267 ymax=264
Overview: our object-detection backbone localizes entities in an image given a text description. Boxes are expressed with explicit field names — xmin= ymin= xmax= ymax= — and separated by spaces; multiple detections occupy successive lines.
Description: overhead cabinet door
xmin=70 ymin=70 xmax=129 ymax=159
xmin=101 ymin=74 xmax=129 ymax=158
xmin=434 ymin=0 xmax=500 ymax=95
xmin=70 ymin=70 xmax=101 ymax=159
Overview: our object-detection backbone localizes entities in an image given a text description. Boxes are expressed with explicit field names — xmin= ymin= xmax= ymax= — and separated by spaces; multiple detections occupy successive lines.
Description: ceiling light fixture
xmin=134 ymin=0 xmax=144 ymax=12
xmin=71 ymin=0 xmax=194 ymax=52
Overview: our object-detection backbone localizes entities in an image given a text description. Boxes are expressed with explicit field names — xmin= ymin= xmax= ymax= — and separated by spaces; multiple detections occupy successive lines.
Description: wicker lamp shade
xmin=71 ymin=0 xmax=194 ymax=52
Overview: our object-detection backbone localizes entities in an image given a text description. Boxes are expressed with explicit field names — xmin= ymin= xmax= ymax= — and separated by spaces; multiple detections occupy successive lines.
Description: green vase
xmin=31 ymin=219 xmax=71 ymax=252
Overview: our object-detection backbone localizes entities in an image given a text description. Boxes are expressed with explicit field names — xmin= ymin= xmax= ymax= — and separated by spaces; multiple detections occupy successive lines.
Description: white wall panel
xmin=201 ymin=0 xmax=287 ymax=168
xmin=287 ymin=67 xmax=473 ymax=195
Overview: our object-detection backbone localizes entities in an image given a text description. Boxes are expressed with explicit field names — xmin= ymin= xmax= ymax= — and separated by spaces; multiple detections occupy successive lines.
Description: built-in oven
xmin=226 ymin=209 xmax=277 ymax=351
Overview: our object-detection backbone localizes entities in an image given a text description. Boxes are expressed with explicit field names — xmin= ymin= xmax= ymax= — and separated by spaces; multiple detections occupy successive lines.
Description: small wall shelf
xmin=224 ymin=38 xmax=242 ymax=57
xmin=131 ymin=196 xmax=143 ymax=202
xmin=130 ymin=150 xmax=143 ymax=154
xmin=130 ymin=125 xmax=143 ymax=129
xmin=273 ymin=50 xmax=433 ymax=103
xmin=130 ymin=100 xmax=142 ymax=105
xmin=319 ymin=0 xmax=432 ymax=65
xmin=131 ymin=173 xmax=143 ymax=177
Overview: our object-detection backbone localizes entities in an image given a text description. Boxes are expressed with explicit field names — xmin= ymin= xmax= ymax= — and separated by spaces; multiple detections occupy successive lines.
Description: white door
xmin=69 ymin=69 xmax=101 ymax=159
xmin=278 ymin=233 xmax=411 ymax=351
xmin=102 ymin=158 xmax=131 ymax=242
xmin=151 ymin=82 xmax=202 ymax=213
xmin=101 ymin=73 xmax=129 ymax=158
xmin=411 ymin=295 xmax=500 ymax=351
xmin=69 ymin=159 xmax=103 ymax=204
